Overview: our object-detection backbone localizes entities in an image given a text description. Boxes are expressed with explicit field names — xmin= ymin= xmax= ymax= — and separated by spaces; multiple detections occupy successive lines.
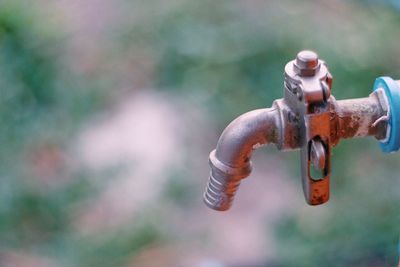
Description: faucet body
xmin=204 ymin=50 xmax=391 ymax=211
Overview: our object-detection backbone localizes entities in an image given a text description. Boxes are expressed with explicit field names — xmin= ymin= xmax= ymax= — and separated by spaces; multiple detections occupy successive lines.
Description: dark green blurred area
xmin=0 ymin=0 xmax=400 ymax=266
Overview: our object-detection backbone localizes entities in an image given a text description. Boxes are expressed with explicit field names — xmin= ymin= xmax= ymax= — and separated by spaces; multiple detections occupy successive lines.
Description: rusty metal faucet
xmin=203 ymin=50 xmax=400 ymax=211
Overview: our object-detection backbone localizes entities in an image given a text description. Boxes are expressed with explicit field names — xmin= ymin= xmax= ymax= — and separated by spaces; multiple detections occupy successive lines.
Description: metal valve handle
xmin=284 ymin=50 xmax=332 ymax=205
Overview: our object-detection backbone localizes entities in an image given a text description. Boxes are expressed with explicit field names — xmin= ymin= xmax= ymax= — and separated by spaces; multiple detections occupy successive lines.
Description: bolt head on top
xmin=294 ymin=50 xmax=320 ymax=77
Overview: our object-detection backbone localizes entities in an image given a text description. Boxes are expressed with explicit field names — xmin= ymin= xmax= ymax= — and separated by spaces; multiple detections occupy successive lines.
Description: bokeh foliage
xmin=0 ymin=2 xmax=162 ymax=267
xmin=1 ymin=0 xmax=400 ymax=266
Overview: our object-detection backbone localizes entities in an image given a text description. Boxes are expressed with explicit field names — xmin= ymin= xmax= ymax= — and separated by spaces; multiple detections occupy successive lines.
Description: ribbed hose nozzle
xmin=203 ymin=150 xmax=252 ymax=211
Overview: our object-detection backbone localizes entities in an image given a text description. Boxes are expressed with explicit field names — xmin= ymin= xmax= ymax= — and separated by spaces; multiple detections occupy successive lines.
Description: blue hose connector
xmin=373 ymin=77 xmax=400 ymax=153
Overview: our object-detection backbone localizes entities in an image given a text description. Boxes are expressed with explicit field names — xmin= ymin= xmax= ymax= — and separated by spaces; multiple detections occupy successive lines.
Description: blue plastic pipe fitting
xmin=373 ymin=77 xmax=400 ymax=153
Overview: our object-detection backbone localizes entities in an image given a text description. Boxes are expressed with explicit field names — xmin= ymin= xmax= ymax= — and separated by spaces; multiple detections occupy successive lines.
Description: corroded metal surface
xmin=204 ymin=107 xmax=280 ymax=211
xmin=331 ymin=93 xmax=388 ymax=143
xmin=204 ymin=50 xmax=389 ymax=211
xmin=284 ymin=50 xmax=333 ymax=205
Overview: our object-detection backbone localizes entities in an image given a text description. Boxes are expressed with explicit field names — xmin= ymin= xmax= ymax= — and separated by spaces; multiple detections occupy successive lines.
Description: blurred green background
xmin=0 ymin=0 xmax=399 ymax=266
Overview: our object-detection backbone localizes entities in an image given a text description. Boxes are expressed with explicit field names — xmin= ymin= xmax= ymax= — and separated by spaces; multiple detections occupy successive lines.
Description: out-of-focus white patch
xmin=77 ymin=91 xmax=181 ymax=171
xmin=193 ymin=259 xmax=226 ymax=267
xmin=74 ymin=91 xmax=183 ymax=232
xmin=0 ymin=251 xmax=56 ymax=267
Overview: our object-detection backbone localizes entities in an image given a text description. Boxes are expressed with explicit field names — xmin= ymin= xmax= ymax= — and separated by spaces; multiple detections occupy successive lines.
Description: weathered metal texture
xmin=204 ymin=106 xmax=281 ymax=211
xmin=203 ymin=50 xmax=389 ymax=211
xmin=330 ymin=93 xmax=388 ymax=145
xmin=284 ymin=50 xmax=333 ymax=205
